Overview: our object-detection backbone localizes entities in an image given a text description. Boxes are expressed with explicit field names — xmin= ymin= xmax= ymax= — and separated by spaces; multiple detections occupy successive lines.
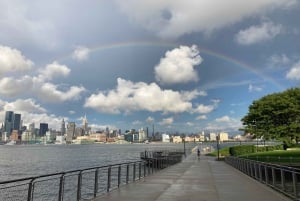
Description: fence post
xmin=272 ymin=167 xmax=276 ymax=187
xmin=118 ymin=165 xmax=121 ymax=188
xmin=58 ymin=174 xmax=64 ymax=201
xmin=27 ymin=179 xmax=34 ymax=201
xmin=94 ymin=169 xmax=99 ymax=198
xmin=280 ymin=169 xmax=285 ymax=192
xmin=133 ymin=163 xmax=136 ymax=181
xmin=126 ymin=164 xmax=129 ymax=184
xmin=107 ymin=166 xmax=111 ymax=192
xmin=139 ymin=162 xmax=142 ymax=180
xmin=292 ymin=172 xmax=298 ymax=199
xmin=77 ymin=171 xmax=82 ymax=201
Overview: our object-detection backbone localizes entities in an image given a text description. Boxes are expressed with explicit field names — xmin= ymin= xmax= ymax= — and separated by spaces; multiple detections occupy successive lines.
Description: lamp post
xmin=216 ymin=134 xmax=220 ymax=161
xmin=183 ymin=137 xmax=186 ymax=157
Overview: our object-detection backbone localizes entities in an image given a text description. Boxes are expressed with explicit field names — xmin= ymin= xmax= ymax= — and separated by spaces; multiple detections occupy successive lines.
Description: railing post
xmin=265 ymin=165 xmax=269 ymax=185
xmin=58 ymin=174 xmax=64 ymax=201
xmin=126 ymin=164 xmax=129 ymax=184
xmin=77 ymin=171 xmax=82 ymax=201
xmin=27 ymin=179 xmax=34 ymax=201
xmin=259 ymin=164 xmax=262 ymax=182
xmin=107 ymin=166 xmax=111 ymax=192
xmin=139 ymin=162 xmax=142 ymax=180
xmin=272 ymin=167 xmax=276 ymax=187
xmin=133 ymin=163 xmax=136 ymax=181
xmin=118 ymin=165 xmax=121 ymax=188
xmin=144 ymin=161 xmax=146 ymax=177
xmin=292 ymin=172 xmax=298 ymax=199
xmin=94 ymin=169 xmax=99 ymax=198
xmin=280 ymin=169 xmax=285 ymax=192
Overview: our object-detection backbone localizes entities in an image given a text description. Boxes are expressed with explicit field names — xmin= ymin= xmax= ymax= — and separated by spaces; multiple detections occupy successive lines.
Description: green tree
xmin=241 ymin=88 xmax=300 ymax=144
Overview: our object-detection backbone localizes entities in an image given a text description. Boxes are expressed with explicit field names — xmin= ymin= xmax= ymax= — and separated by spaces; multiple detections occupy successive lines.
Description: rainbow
xmin=62 ymin=41 xmax=285 ymax=90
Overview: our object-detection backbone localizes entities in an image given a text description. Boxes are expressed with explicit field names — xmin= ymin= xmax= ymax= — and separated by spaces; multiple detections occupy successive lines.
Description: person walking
xmin=197 ymin=148 xmax=200 ymax=158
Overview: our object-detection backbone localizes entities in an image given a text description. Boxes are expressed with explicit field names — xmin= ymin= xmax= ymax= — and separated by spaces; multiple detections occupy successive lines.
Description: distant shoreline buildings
xmin=0 ymin=110 xmax=243 ymax=145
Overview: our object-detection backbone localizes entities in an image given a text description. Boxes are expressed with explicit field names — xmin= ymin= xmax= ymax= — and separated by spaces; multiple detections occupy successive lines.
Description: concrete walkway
xmin=92 ymin=154 xmax=292 ymax=201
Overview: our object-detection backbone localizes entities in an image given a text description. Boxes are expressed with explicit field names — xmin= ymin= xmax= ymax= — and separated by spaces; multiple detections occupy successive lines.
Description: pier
xmin=92 ymin=153 xmax=291 ymax=201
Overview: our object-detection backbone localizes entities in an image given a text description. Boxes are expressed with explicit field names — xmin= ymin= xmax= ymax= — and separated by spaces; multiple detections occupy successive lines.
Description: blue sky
xmin=0 ymin=0 xmax=299 ymax=134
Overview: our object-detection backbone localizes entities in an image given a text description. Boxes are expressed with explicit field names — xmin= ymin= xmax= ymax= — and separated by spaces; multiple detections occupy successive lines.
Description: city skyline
xmin=0 ymin=1 xmax=299 ymax=134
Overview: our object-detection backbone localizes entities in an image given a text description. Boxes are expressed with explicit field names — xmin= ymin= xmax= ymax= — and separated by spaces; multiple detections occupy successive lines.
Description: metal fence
xmin=0 ymin=151 xmax=184 ymax=201
xmin=225 ymin=156 xmax=300 ymax=200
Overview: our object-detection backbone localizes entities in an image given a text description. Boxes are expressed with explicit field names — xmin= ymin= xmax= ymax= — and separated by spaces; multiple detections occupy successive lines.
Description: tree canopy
xmin=241 ymin=88 xmax=300 ymax=143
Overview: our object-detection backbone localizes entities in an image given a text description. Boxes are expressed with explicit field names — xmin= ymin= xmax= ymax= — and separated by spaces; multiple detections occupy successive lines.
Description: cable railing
xmin=0 ymin=150 xmax=185 ymax=201
xmin=225 ymin=156 xmax=300 ymax=200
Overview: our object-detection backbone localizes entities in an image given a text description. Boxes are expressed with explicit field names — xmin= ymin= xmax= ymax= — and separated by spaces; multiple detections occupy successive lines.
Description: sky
xmin=0 ymin=0 xmax=299 ymax=134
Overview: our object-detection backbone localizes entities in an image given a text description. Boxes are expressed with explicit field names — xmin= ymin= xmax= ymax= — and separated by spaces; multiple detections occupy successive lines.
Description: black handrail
xmin=0 ymin=151 xmax=185 ymax=201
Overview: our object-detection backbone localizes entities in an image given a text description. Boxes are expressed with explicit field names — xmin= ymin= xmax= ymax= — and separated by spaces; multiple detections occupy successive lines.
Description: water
xmin=0 ymin=143 xmax=188 ymax=182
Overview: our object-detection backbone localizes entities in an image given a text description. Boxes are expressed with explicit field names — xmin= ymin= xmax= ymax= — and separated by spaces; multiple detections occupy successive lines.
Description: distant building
xmin=3 ymin=111 xmax=22 ymax=137
xmin=209 ymin=133 xmax=217 ymax=141
xmin=61 ymin=119 xmax=66 ymax=136
xmin=138 ymin=128 xmax=147 ymax=142
xmin=172 ymin=136 xmax=182 ymax=143
xmin=66 ymin=122 xmax=76 ymax=143
xmin=39 ymin=123 xmax=48 ymax=136
xmin=219 ymin=132 xmax=229 ymax=142
xmin=162 ymin=134 xmax=170 ymax=143
xmin=10 ymin=130 xmax=19 ymax=141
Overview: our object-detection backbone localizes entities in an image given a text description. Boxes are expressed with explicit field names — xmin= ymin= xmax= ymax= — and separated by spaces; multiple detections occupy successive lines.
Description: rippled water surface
xmin=0 ymin=143 xmax=190 ymax=181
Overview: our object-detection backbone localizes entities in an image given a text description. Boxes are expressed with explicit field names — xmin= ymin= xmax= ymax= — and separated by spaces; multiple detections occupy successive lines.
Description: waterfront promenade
xmin=92 ymin=154 xmax=291 ymax=201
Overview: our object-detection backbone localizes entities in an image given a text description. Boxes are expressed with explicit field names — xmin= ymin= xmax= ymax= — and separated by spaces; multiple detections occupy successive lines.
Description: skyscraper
xmin=61 ymin=119 xmax=66 ymax=136
xmin=4 ymin=111 xmax=14 ymax=135
xmin=39 ymin=123 xmax=48 ymax=136
xmin=66 ymin=122 xmax=76 ymax=143
xmin=82 ymin=115 xmax=88 ymax=135
xmin=13 ymin=113 xmax=21 ymax=131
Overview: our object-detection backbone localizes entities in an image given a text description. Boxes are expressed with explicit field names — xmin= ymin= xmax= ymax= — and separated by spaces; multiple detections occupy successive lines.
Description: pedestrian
xmin=197 ymin=148 xmax=200 ymax=158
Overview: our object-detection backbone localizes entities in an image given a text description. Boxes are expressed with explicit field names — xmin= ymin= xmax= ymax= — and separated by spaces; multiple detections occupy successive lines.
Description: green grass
xmin=239 ymin=149 xmax=300 ymax=164
xmin=205 ymin=147 xmax=230 ymax=157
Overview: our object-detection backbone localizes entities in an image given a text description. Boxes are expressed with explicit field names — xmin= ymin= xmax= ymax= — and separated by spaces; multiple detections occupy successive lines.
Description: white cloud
xmin=116 ymin=0 xmax=296 ymax=38
xmin=84 ymin=78 xmax=199 ymax=114
xmin=268 ymin=54 xmax=291 ymax=68
xmin=215 ymin=116 xmax=231 ymax=123
xmin=206 ymin=115 xmax=242 ymax=131
xmin=39 ymin=61 xmax=70 ymax=81
xmin=3 ymin=99 xmax=46 ymax=113
xmin=38 ymin=83 xmax=85 ymax=102
xmin=0 ymin=46 xmax=86 ymax=103
xmin=159 ymin=117 xmax=173 ymax=126
xmin=235 ymin=21 xmax=283 ymax=45
xmin=286 ymin=62 xmax=300 ymax=80
xmin=194 ymin=104 xmax=214 ymax=114
xmin=146 ymin=116 xmax=155 ymax=124
xmin=69 ymin=110 xmax=76 ymax=115
xmin=196 ymin=115 xmax=207 ymax=120
xmin=248 ymin=84 xmax=263 ymax=92
xmin=0 ymin=76 xmax=33 ymax=97
xmin=154 ymin=45 xmax=202 ymax=85
xmin=186 ymin=122 xmax=194 ymax=126
xmin=72 ymin=46 xmax=90 ymax=61
xmin=0 ymin=45 xmax=34 ymax=75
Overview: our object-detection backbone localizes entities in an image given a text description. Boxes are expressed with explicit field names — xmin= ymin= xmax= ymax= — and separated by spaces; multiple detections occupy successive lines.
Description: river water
xmin=0 ymin=143 xmax=192 ymax=182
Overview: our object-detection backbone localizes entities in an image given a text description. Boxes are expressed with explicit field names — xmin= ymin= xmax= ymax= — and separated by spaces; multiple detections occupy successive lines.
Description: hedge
xmin=229 ymin=144 xmax=283 ymax=156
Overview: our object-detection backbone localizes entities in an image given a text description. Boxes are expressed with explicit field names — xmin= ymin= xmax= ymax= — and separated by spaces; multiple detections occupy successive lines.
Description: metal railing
xmin=241 ymin=156 xmax=300 ymax=164
xmin=0 ymin=151 xmax=184 ymax=201
xmin=225 ymin=156 xmax=300 ymax=200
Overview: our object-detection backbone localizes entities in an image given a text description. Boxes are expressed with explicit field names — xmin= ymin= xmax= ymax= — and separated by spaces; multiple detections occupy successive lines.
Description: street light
xmin=216 ymin=134 xmax=220 ymax=161
xmin=182 ymin=137 xmax=186 ymax=157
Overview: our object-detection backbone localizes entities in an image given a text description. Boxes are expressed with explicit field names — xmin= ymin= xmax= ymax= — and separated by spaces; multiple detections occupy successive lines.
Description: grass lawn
xmin=239 ymin=149 xmax=300 ymax=164
xmin=205 ymin=147 xmax=230 ymax=157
